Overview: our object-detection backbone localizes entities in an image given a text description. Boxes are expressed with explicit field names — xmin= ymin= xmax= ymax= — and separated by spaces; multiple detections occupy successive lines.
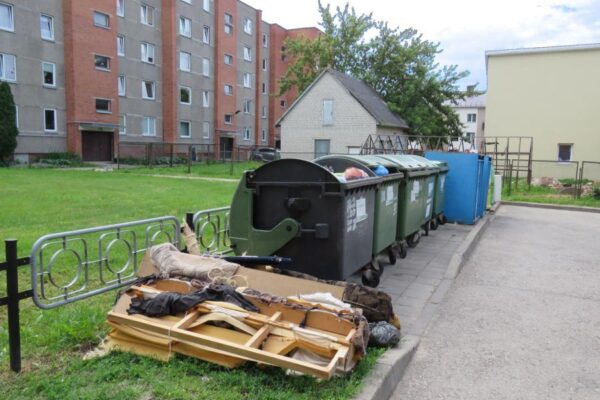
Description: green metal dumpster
xmin=429 ymin=160 xmax=449 ymax=229
xmin=313 ymin=155 xmax=404 ymax=266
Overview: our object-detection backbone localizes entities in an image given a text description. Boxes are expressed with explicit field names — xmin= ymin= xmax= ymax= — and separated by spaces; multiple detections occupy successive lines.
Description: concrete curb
xmin=501 ymin=201 xmax=600 ymax=214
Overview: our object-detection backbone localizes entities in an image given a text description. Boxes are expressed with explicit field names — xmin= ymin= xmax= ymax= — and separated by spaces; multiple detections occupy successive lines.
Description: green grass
xmin=0 ymin=168 xmax=379 ymax=399
xmin=503 ymin=182 xmax=600 ymax=208
xmin=117 ymin=161 xmax=262 ymax=180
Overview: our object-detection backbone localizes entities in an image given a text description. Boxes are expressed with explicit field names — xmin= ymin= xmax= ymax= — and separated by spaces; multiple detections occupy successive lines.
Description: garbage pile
xmin=104 ymin=243 xmax=400 ymax=380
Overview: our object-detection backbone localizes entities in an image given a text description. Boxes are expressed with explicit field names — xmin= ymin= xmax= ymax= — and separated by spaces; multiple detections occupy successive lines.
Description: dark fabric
xmin=127 ymin=283 xmax=259 ymax=317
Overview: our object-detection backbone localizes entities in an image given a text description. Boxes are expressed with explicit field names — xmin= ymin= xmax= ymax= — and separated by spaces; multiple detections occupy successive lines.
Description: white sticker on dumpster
xmin=411 ymin=181 xmax=420 ymax=202
xmin=428 ymin=182 xmax=434 ymax=196
xmin=386 ymin=186 xmax=395 ymax=205
xmin=356 ymin=197 xmax=367 ymax=222
xmin=425 ymin=200 xmax=432 ymax=218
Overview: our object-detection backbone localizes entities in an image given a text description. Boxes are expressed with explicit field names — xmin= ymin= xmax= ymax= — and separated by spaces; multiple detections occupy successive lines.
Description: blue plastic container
xmin=424 ymin=152 xmax=492 ymax=224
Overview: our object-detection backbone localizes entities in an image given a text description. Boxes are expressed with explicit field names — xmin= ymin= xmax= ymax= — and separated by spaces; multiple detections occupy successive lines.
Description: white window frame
xmin=243 ymin=127 xmax=250 ymax=141
xmin=40 ymin=14 xmax=55 ymax=41
xmin=262 ymin=129 xmax=267 ymax=142
xmin=43 ymin=108 xmax=57 ymax=133
xmin=224 ymin=84 xmax=233 ymax=96
xmin=243 ymin=99 xmax=251 ymax=114
xmin=140 ymin=4 xmax=155 ymax=26
xmin=202 ymin=57 xmax=210 ymax=77
xmin=224 ymin=54 xmax=233 ymax=65
xmin=119 ymin=114 xmax=127 ymax=135
xmin=0 ymin=2 xmax=14 ymax=32
xmin=179 ymin=120 xmax=191 ymax=138
xmin=42 ymin=61 xmax=56 ymax=88
xmin=224 ymin=114 xmax=233 ymax=124
xmin=179 ymin=51 xmax=191 ymax=72
xmin=243 ymin=17 xmax=252 ymax=35
xmin=262 ymin=33 xmax=268 ymax=48
xmin=203 ymin=26 xmax=210 ymax=44
xmin=0 ymin=53 xmax=16 ymax=82
xmin=116 ymin=0 xmax=125 ymax=17
xmin=243 ymin=73 xmax=251 ymax=88
xmin=224 ymin=13 xmax=233 ymax=34
xmin=262 ymin=58 xmax=266 ymax=71
xmin=95 ymin=98 xmax=112 ymax=114
xmin=243 ymin=47 xmax=252 ymax=62
xmin=142 ymin=116 xmax=156 ymax=136
xmin=557 ymin=143 xmax=573 ymax=163
xmin=179 ymin=16 xmax=191 ymax=37
xmin=117 ymin=35 xmax=125 ymax=56
xmin=180 ymin=86 xmax=191 ymax=105
xmin=141 ymin=42 xmax=155 ymax=64
xmin=202 ymin=91 xmax=209 ymax=108
xmin=203 ymin=0 xmax=210 ymax=12
xmin=202 ymin=121 xmax=210 ymax=139
xmin=93 ymin=11 xmax=110 ymax=29
xmin=261 ymin=105 xmax=267 ymax=119
xmin=142 ymin=80 xmax=155 ymax=100
xmin=323 ymin=99 xmax=334 ymax=126
xmin=94 ymin=54 xmax=111 ymax=71
xmin=118 ymin=75 xmax=126 ymax=96
xmin=261 ymin=82 xmax=266 ymax=94
xmin=467 ymin=113 xmax=476 ymax=123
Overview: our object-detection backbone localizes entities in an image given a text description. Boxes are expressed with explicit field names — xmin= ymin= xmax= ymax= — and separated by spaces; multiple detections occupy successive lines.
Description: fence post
xmin=187 ymin=145 xmax=192 ymax=174
xmin=230 ymin=147 xmax=234 ymax=176
xmin=185 ymin=213 xmax=195 ymax=232
xmin=169 ymin=143 xmax=174 ymax=167
xmin=6 ymin=239 xmax=22 ymax=373
xmin=148 ymin=143 xmax=153 ymax=169
xmin=507 ymin=162 xmax=513 ymax=196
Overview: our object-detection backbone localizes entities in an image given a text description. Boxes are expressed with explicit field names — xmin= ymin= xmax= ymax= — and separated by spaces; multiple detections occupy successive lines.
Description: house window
xmin=314 ymin=139 xmax=330 ymax=158
xmin=119 ymin=114 xmax=126 ymax=135
xmin=179 ymin=51 xmax=191 ymax=71
xmin=558 ymin=144 xmax=573 ymax=162
xmin=44 ymin=108 xmax=57 ymax=132
xmin=281 ymin=46 xmax=287 ymax=62
xmin=202 ymin=57 xmax=210 ymax=77
xmin=261 ymin=129 xmax=267 ymax=142
xmin=262 ymin=33 xmax=268 ymax=47
xmin=117 ymin=35 xmax=125 ymax=56
xmin=323 ymin=100 xmax=333 ymax=125
xmin=142 ymin=116 xmax=156 ymax=136
xmin=179 ymin=16 xmax=191 ymax=37
xmin=180 ymin=121 xmax=191 ymax=138
xmin=261 ymin=106 xmax=266 ymax=119
xmin=203 ymin=26 xmax=210 ymax=44
xmin=202 ymin=121 xmax=210 ymax=139
xmin=40 ymin=14 xmax=54 ymax=41
xmin=142 ymin=80 xmax=155 ymax=100
xmin=280 ymin=99 xmax=286 ymax=108
xmin=243 ymin=17 xmax=252 ymax=35
xmin=94 ymin=54 xmax=110 ymax=70
xmin=224 ymin=13 xmax=233 ymax=34
xmin=224 ymin=54 xmax=233 ymax=65
xmin=203 ymin=0 xmax=210 ymax=12
xmin=180 ymin=86 xmax=191 ymax=104
xmin=261 ymin=82 xmax=266 ymax=94
xmin=243 ymin=127 xmax=250 ymax=140
xmin=42 ymin=62 xmax=56 ymax=87
xmin=93 ymin=11 xmax=110 ymax=28
xmin=243 ymin=47 xmax=252 ymax=62
xmin=224 ymin=114 xmax=233 ymax=124
xmin=118 ymin=75 xmax=126 ymax=96
xmin=141 ymin=42 xmax=155 ymax=63
xmin=243 ymin=73 xmax=251 ymax=88
xmin=202 ymin=91 xmax=209 ymax=107
xmin=467 ymin=113 xmax=476 ymax=123
xmin=243 ymin=99 xmax=251 ymax=114
xmin=140 ymin=4 xmax=155 ymax=26
xmin=0 ymin=53 xmax=16 ymax=81
xmin=116 ymin=0 xmax=125 ymax=17
xmin=0 ymin=2 xmax=14 ymax=31
xmin=262 ymin=58 xmax=266 ymax=70
xmin=95 ymin=98 xmax=112 ymax=114
xmin=224 ymin=84 xmax=233 ymax=96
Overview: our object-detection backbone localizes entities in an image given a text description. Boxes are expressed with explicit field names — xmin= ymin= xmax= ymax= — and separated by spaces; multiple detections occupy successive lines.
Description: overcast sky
xmin=244 ymin=0 xmax=600 ymax=90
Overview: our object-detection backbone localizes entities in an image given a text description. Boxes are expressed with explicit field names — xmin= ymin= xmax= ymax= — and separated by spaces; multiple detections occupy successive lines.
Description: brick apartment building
xmin=0 ymin=0 xmax=319 ymax=162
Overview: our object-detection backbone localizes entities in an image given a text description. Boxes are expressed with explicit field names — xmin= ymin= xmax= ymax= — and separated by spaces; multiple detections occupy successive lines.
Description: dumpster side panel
xmin=372 ymin=180 xmax=398 ymax=254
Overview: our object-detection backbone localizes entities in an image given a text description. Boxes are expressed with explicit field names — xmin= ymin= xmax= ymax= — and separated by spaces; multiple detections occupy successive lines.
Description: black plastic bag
xmin=368 ymin=321 xmax=401 ymax=347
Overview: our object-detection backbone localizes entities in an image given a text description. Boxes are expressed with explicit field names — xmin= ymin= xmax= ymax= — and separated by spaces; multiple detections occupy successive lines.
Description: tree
xmin=0 ymin=81 xmax=18 ymax=165
xmin=278 ymin=1 xmax=468 ymax=137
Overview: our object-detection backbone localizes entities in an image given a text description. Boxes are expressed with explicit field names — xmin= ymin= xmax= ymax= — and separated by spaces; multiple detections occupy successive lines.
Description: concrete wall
xmin=280 ymin=72 xmax=376 ymax=159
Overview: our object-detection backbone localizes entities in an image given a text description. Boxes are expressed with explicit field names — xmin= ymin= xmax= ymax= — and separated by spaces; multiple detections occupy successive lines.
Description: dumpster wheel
xmin=423 ymin=222 xmax=430 ymax=236
xmin=430 ymin=218 xmax=439 ymax=231
xmin=438 ymin=214 xmax=446 ymax=225
xmin=361 ymin=267 xmax=380 ymax=287
xmin=407 ymin=232 xmax=421 ymax=248
xmin=398 ymin=242 xmax=408 ymax=259
xmin=387 ymin=247 xmax=397 ymax=265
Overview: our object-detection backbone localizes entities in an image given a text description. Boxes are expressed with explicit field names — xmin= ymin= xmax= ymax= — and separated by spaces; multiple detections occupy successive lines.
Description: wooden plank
xmin=262 ymin=336 xmax=297 ymax=355
xmin=245 ymin=312 xmax=281 ymax=348
xmin=189 ymin=313 xmax=257 ymax=335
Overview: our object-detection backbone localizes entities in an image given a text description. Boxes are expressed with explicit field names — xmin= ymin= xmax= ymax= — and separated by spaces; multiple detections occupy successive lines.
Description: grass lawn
xmin=502 ymin=183 xmax=600 ymax=208
xmin=0 ymin=168 xmax=379 ymax=399
xmin=117 ymin=161 xmax=262 ymax=180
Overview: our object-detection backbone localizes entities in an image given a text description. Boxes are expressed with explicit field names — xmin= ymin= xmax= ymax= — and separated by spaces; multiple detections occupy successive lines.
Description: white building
xmin=449 ymin=94 xmax=486 ymax=142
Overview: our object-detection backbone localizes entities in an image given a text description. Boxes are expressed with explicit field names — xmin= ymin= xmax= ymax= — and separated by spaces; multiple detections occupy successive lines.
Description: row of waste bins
xmin=229 ymin=154 xmax=449 ymax=287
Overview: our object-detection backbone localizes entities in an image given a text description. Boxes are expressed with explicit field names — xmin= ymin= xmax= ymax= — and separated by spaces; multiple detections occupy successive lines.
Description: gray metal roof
xmin=447 ymin=93 xmax=486 ymax=108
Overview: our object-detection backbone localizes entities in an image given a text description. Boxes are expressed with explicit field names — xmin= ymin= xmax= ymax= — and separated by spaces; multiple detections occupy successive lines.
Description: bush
xmin=0 ymin=81 xmax=18 ymax=165
xmin=37 ymin=152 xmax=84 ymax=167
xmin=559 ymin=178 xmax=591 ymax=186
xmin=593 ymin=186 xmax=600 ymax=200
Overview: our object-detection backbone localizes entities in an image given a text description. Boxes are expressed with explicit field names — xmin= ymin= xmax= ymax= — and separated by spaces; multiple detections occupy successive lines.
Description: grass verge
xmin=502 ymin=183 xmax=600 ymax=208
xmin=117 ymin=161 xmax=262 ymax=180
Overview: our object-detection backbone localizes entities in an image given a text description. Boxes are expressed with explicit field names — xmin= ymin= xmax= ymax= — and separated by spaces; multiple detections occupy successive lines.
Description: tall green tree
xmin=278 ymin=1 xmax=468 ymax=137
xmin=0 ymin=81 xmax=18 ymax=165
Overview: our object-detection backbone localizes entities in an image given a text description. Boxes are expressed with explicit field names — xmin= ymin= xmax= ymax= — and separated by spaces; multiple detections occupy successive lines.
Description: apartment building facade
xmin=0 ymin=0 xmax=319 ymax=162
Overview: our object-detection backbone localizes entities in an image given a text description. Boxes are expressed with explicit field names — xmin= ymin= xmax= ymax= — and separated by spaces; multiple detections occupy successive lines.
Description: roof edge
xmin=486 ymin=42 xmax=600 ymax=59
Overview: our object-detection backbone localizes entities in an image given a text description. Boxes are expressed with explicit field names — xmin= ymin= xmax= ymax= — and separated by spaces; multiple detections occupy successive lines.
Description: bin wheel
xmin=407 ymin=232 xmax=421 ymax=248
xmin=430 ymin=218 xmax=439 ymax=231
xmin=399 ymin=242 xmax=408 ymax=259
xmin=439 ymin=214 xmax=447 ymax=225
xmin=423 ymin=222 xmax=430 ymax=236
xmin=387 ymin=247 xmax=397 ymax=265
xmin=361 ymin=269 xmax=380 ymax=287
xmin=371 ymin=260 xmax=384 ymax=275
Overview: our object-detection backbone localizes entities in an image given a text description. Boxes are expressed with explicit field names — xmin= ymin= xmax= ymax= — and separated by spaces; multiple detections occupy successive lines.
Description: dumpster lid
xmin=428 ymin=160 xmax=449 ymax=172
xmin=376 ymin=155 xmax=432 ymax=171
xmin=314 ymin=155 xmax=405 ymax=178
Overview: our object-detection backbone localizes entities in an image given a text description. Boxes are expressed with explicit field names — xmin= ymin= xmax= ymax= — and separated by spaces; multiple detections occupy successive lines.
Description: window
xmin=262 ymin=34 xmax=268 ymax=48
xmin=141 ymin=42 xmax=155 ymax=63
xmin=142 ymin=116 xmax=156 ymax=136
xmin=262 ymin=58 xmax=266 ymax=70
xmin=95 ymin=98 xmax=111 ymax=113
xmin=467 ymin=113 xmax=476 ymax=123
xmin=261 ymin=129 xmax=266 ymax=142
xmin=280 ymin=99 xmax=286 ymax=108
xmin=281 ymin=46 xmax=286 ymax=62
xmin=180 ymin=121 xmax=191 ymax=138
xmin=243 ymin=127 xmax=250 ymax=140
xmin=202 ymin=57 xmax=210 ymax=77
xmin=224 ymin=84 xmax=233 ymax=96
xmin=243 ymin=73 xmax=251 ymax=88
xmin=203 ymin=0 xmax=210 ymax=12
xmin=118 ymin=75 xmax=126 ymax=96
xmin=202 ymin=121 xmax=210 ymax=139
xmin=116 ymin=0 xmax=125 ymax=17
xmin=314 ymin=139 xmax=330 ymax=158
xmin=94 ymin=54 xmax=110 ymax=70
xmin=224 ymin=114 xmax=233 ymax=124
xmin=44 ymin=108 xmax=57 ymax=132
xmin=203 ymin=26 xmax=210 ymax=44
xmin=119 ymin=114 xmax=126 ymax=135
xmin=42 ymin=62 xmax=55 ymax=87
xmin=202 ymin=91 xmax=209 ymax=107
xmin=224 ymin=13 xmax=233 ymax=34
xmin=243 ymin=99 xmax=251 ymax=114
xmin=323 ymin=100 xmax=333 ymax=125
xmin=0 ymin=2 xmax=13 ymax=31
xmin=243 ymin=17 xmax=252 ymax=35
xmin=117 ymin=35 xmax=125 ymax=56
xmin=140 ymin=4 xmax=155 ymax=26
xmin=261 ymin=82 xmax=266 ymax=94
xmin=261 ymin=106 xmax=266 ymax=119
xmin=142 ymin=80 xmax=155 ymax=100
xmin=180 ymin=86 xmax=191 ymax=104
xmin=179 ymin=16 xmax=191 ymax=37
xmin=243 ymin=47 xmax=252 ymax=62
xmin=93 ymin=11 xmax=110 ymax=28
xmin=179 ymin=51 xmax=191 ymax=71
xmin=558 ymin=144 xmax=573 ymax=162
xmin=40 ymin=14 xmax=54 ymax=40
xmin=0 ymin=53 xmax=16 ymax=81
xmin=224 ymin=54 xmax=233 ymax=65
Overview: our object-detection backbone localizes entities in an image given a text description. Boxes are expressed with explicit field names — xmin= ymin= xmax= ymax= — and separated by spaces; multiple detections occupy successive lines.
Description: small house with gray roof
xmin=276 ymin=69 xmax=409 ymax=159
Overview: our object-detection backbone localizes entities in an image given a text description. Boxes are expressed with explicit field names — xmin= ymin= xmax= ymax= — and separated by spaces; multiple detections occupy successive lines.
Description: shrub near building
xmin=0 ymin=81 xmax=18 ymax=166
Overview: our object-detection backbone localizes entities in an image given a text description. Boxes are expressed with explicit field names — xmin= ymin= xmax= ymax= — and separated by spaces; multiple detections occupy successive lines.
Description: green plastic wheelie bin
xmin=428 ymin=160 xmax=449 ymax=230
